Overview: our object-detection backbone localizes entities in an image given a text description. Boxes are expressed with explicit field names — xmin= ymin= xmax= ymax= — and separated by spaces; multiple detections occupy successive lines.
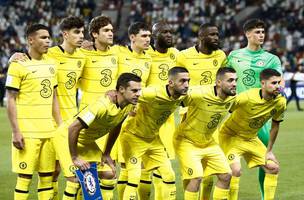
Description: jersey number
xmin=200 ymin=71 xmax=212 ymax=85
xmin=242 ymin=69 xmax=256 ymax=86
xmin=132 ymin=69 xmax=143 ymax=77
xmin=207 ymin=113 xmax=222 ymax=129
xmin=40 ymin=79 xmax=52 ymax=98
xmin=100 ymin=69 xmax=112 ymax=87
xmin=158 ymin=64 xmax=169 ymax=80
xmin=65 ymin=72 xmax=77 ymax=89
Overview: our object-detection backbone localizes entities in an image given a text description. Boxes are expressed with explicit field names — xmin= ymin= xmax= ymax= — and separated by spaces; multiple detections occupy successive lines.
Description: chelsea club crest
xmin=84 ymin=171 xmax=96 ymax=196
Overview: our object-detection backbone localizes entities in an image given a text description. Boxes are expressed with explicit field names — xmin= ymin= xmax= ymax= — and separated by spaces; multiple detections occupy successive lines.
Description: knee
xmin=232 ymin=168 xmax=241 ymax=177
xmin=66 ymin=176 xmax=78 ymax=183
xmin=187 ymin=177 xmax=202 ymax=191
xmin=218 ymin=173 xmax=232 ymax=183
xmin=99 ymin=170 xmax=116 ymax=179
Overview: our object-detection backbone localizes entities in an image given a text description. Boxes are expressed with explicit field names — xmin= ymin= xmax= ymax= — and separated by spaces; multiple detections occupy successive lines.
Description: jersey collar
xmin=165 ymin=85 xmax=171 ymax=97
xmin=25 ymin=52 xmax=32 ymax=60
xmin=58 ymin=45 xmax=65 ymax=53
xmin=213 ymin=86 xmax=217 ymax=96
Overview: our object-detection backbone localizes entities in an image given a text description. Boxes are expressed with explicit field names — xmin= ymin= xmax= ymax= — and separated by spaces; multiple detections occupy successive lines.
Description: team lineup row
xmin=6 ymin=15 xmax=285 ymax=200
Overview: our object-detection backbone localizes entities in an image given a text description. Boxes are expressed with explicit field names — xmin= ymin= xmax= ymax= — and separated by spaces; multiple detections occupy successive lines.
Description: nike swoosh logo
xmin=193 ymin=63 xmax=199 ymax=65
xmin=207 ymin=104 xmax=212 ymax=106
xmin=126 ymin=58 xmax=131 ymax=61
xmin=60 ymin=62 xmax=65 ymax=64
xmin=92 ymin=60 xmax=97 ymax=63
xmin=32 ymin=70 xmax=37 ymax=73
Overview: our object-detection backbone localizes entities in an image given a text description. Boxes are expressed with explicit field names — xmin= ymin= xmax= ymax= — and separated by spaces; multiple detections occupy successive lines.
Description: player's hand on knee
xmin=12 ymin=131 xmax=25 ymax=150
xmin=265 ymin=151 xmax=279 ymax=164
xmin=72 ymin=157 xmax=90 ymax=170
xmin=101 ymin=154 xmax=116 ymax=177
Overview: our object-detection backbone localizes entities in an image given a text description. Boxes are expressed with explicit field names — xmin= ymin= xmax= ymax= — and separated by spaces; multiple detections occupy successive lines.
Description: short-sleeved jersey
xmin=227 ymin=48 xmax=282 ymax=93
xmin=123 ymin=86 xmax=186 ymax=139
xmin=219 ymin=88 xmax=286 ymax=139
xmin=79 ymin=47 xmax=118 ymax=109
xmin=63 ymin=96 xmax=133 ymax=144
xmin=116 ymin=45 xmax=151 ymax=87
xmin=46 ymin=46 xmax=86 ymax=121
xmin=146 ymin=46 xmax=179 ymax=86
xmin=176 ymin=46 xmax=226 ymax=86
xmin=176 ymin=86 xmax=235 ymax=147
xmin=5 ymin=57 xmax=58 ymax=138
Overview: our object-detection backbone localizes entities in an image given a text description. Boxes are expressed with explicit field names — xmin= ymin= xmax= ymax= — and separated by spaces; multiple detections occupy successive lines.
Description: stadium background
xmin=0 ymin=0 xmax=303 ymax=199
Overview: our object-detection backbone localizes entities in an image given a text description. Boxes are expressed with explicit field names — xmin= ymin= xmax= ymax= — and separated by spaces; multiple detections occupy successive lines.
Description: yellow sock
xmin=76 ymin=189 xmax=83 ymax=200
xmin=200 ymin=176 xmax=213 ymax=200
xmin=53 ymin=181 xmax=59 ymax=200
xmin=117 ymin=168 xmax=128 ymax=200
xmin=163 ymin=181 xmax=176 ymax=200
xmin=100 ymin=179 xmax=116 ymax=200
xmin=14 ymin=176 xmax=31 ymax=200
xmin=229 ymin=176 xmax=240 ymax=200
xmin=63 ymin=181 xmax=80 ymax=200
xmin=138 ymin=170 xmax=152 ymax=200
xmin=153 ymin=172 xmax=163 ymax=200
xmin=38 ymin=176 xmax=54 ymax=200
xmin=184 ymin=190 xmax=199 ymax=200
xmin=264 ymin=174 xmax=278 ymax=200
xmin=123 ymin=183 xmax=137 ymax=200
xmin=213 ymin=186 xmax=229 ymax=200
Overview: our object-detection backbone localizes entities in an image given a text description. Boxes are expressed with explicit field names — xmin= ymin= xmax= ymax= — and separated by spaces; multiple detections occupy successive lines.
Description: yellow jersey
xmin=176 ymin=46 xmax=226 ymax=86
xmin=46 ymin=46 xmax=86 ymax=121
xmin=176 ymin=86 xmax=235 ymax=147
xmin=219 ymin=88 xmax=286 ymax=139
xmin=123 ymin=86 xmax=186 ymax=139
xmin=146 ymin=46 xmax=179 ymax=86
xmin=6 ymin=56 xmax=58 ymax=138
xmin=79 ymin=47 xmax=118 ymax=109
xmin=116 ymin=45 xmax=151 ymax=87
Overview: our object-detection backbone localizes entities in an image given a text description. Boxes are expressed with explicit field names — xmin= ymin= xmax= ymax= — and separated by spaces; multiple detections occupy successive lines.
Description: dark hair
xmin=260 ymin=68 xmax=281 ymax=81
xmin=216 ymin=67 xmax=236 ymax=80
xmin=128 ymin=22 xmax=150 ymax=36
xmin=198 ymin=23 xmax=218 ymax=36
xmin=168 ymin=66 xmax=189 ymax=77
xmin=243 ymin=18 xmax=266 ymax=32
xmin=89 ymin=16 xmax=112 ymax=39
xmin=116 ymin=73 xmax=142 ymax=90
xmin=25 ymin=24 xmax=49 ymax=38
xmin=59 ymin=16 xmax=84 ymax=31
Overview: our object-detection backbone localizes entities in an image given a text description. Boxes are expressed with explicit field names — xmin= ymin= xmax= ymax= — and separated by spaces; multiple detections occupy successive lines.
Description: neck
xmin=198 ymin=42 xmax=212 ymax=54
xmin=154 ymin=43 xmax=168 ymax=53
xmin=131 ymin=43 xmax=144 ymax=54
xmin=168 ymin=86 xmax=181 ymax=99
xmin=95 ymin=41 xmax=108 ymax=51
xmin=61 ymin=41 xmax=77 ymax=54
xmin=216 ymin=86 xmax=227 ymax=100
xmin=261 ymin=89 xmax=273 ymax=100
xmin=247 ymin=43 xmax=261 ymax=51
xmin=28 ymin=48 xmax=43 ymax=60
xmin=115 ymin=92 xmax=128 ymax=109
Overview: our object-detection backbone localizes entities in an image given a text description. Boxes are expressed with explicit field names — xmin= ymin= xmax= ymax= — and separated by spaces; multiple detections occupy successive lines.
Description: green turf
xmin=0 ymin=101 xmax=303 ymax=199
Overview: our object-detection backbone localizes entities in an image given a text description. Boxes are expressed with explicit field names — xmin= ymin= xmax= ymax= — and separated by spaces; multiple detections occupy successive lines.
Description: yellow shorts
xmin=121 ymin=131 xmax=171 ymax=172
xmin=53 ymin=125 xmax=104 ymax=177
xmin=174 ymin=137 xmax=231 ymax=180
xmin=159 ymin=113 xmax=176 ymax=159
xmin=12 ymin=138 xmax=55 ymax=174
xmin=219 ymin=133 xmax=266 ymax=168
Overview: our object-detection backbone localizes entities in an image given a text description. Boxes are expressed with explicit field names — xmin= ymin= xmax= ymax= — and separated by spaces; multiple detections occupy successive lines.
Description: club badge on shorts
xmin=75 ymin=162 xmax=103 ymax=200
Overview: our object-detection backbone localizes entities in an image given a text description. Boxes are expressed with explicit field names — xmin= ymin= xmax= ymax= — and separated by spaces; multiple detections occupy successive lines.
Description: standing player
xmin=53 ymin=73 xmax=142 ymax=200
xmin=146 ymin=21 xmax=179 ymax=200
xmin=6 ymin=24 xmax=61 ymax=200
xmin=174 ymin=67 xmax=237 ymax=200
xmin=121 ymin=67 xmax=190 ymax=200
xmin=226 ymin=18 xmax=282 ymax=199
xmin=78 ymin=15 xmax=119 ymax=199
xmin=177 ymin=23 xmax=226 ymax=200
xmin=218 ymin=69 xmax=286 ymax=200
xmin=115 ymin=21 xmax=152 ymax=199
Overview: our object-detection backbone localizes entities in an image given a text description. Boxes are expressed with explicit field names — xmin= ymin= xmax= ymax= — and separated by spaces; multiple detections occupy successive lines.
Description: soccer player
xmin=146 ymin=21 xmax=179 ymax=200
xmin=177 ymin=23 xmax=227 ymax=199
xmin=121 ymin=67 xmax=190 ymax=200
xmin=115 ymin=21 xmax=152 ymax=199
xmin=226 ymin=18 xmax=283 ymax=199
xmin=218 ymin=69 xmax=286 ymax=200
xmin=6 ymin=24 xmax=61 ymax=200
xmin=53 ymin=73 xmax=141 ymax=200
xmin=78 ymin=15 xmax=119 ymax=199
xmin=174 ymin=67 xmax=237 ymax=200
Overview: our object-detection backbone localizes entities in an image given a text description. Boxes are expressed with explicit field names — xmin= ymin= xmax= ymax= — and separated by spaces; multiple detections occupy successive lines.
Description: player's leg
xmin=262 ymin=161 xmax=280 ymax=200
xmin=138 ymin=167 xmax=152 ymax=200
xmin=38 ymin=138 xmax=56 ymax=199
xmin=257 ymin=121 xmax=271 ymax=199
xmin=228 ymin=162 xmax=242 ymax=200
xmin=152 ymin=171 xmax=164 ymax=200
xmin=12 ymin=138 xmax=42 ymax=200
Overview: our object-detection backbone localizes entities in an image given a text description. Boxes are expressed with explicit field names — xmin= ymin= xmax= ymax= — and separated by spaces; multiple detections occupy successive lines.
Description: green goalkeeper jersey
xmin=227 ymin=47 xmax=282 ymax=93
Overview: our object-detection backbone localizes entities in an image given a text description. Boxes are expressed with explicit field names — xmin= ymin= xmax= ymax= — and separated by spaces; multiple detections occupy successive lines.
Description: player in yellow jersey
xmin=121 ymin=67 xmax=190 ymax=200
xmin=174 ymin=67 xmax=237 ymax=200
xmin=78 ymin=15 xmax=119 ymax=199
xmin=6 ymin=24 xmax=61 ymax=200
xmin=218 ymin=69 xmax=286 ymax=200
xmin=115 ymin=22 xmax=152 ymax=199
xmin=52 ymin=73 xmax=141 ymax=200
xmin=145 ymin=22 xmax=180 ymax=200
xmin=177 ymin=23 xmax=227 ymax=200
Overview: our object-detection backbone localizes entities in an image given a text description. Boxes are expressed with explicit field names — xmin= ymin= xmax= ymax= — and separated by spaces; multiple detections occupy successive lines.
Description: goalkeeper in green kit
xmin=227 ymin=18 xmax=283 ymax=200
